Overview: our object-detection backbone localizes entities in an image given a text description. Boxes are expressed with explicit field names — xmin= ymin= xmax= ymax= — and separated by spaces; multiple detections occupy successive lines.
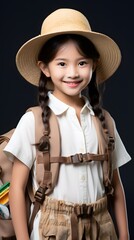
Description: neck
xmin=53 ymin=92 xmax=85 ymax=124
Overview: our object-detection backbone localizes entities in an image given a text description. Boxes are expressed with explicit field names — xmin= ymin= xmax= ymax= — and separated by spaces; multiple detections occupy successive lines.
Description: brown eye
xmin=58 ymin=62 xmax=65 ymax=66
xmin=79 ymin=61 xmax=87 ymax=66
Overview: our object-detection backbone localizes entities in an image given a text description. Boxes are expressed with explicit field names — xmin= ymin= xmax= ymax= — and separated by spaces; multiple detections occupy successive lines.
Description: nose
xmin=67 ymin=65 xmax=79 ymax=79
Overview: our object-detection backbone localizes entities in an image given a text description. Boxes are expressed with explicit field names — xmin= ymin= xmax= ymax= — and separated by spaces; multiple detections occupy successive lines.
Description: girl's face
xmin=39 ymin=40 xmax=94 ymax=102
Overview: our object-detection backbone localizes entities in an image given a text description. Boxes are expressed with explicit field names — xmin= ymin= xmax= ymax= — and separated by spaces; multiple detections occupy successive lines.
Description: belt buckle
xmin=71 ymin=154 xmax=81 ymax=163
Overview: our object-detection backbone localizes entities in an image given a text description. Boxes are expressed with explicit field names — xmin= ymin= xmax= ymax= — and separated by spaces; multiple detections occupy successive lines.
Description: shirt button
xmin=81 ymin=175 xmax=85 ymax=181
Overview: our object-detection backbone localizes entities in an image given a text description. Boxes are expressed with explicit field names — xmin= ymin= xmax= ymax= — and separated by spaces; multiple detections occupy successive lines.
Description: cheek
xmin=89 ymin=68 xmax=93 ymax=80
xmin=49 ymin=70 xmax=63 ymax=83
xmin=84 ymin=68 xmax=93 ymax=81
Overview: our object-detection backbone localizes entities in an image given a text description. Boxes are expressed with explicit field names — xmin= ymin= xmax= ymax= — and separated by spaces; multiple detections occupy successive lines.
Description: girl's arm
xmin=9 ymin=158 xmax=30 ymax=240
xmin=112 ymin=169 xmax=130 ymax=240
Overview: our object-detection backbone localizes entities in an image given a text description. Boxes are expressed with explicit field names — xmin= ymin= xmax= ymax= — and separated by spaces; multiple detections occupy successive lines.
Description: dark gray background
xmin=1 ymin=1 xmax=133 ymax=238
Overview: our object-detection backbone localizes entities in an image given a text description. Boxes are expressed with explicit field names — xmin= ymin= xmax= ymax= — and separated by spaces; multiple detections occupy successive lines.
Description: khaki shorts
xmin=39 ymin=196 xmax=118 ymax=240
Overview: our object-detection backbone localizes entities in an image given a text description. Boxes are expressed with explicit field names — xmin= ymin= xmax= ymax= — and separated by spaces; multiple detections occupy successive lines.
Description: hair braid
xmin=88 ymin=71 xmax=107 ymax=131
xmin=37 ymin=72 xmax=51 ymax=152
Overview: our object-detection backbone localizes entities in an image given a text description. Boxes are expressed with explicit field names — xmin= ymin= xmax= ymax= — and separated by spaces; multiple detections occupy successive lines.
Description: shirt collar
xmin=48 ymin=91 xmax=94 ymax=116
xmin=81 ymin=96 xmax=95 ymax=115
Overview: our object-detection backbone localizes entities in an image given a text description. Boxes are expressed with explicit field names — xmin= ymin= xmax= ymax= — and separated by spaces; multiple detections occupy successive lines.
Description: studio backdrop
xmin=1 ymin=1 xmax=134 ymax=239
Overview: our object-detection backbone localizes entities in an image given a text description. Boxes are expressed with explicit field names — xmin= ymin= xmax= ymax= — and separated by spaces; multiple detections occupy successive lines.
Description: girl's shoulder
xmin=18 ymin=106 xmax=42 ymax=128
xmin=19 ymin=110 xmax=35 ymax=122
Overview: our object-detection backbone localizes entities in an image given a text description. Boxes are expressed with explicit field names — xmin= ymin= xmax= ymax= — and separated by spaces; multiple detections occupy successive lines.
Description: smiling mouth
xmin=63 ymin=80 xmax=82 ymax=84
xmin=62 ymin=80 xmax=83 ymax=88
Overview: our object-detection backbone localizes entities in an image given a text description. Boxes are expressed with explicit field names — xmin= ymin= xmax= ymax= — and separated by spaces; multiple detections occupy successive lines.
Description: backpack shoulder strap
xmin=102 ymin=109 xmax=115 ymax=154
xmin=26 ymin=106 xmax=61 ymax=149
xmin=102 ymin=110 xmax=116 ymax=196
xmin=91 ymin=109 xmax=115 ymax=154
xmin=27 ymin=106 xmax=61 ymax=234
xmin=27 ymin=106 xmax=61 ymax=186
xmin=92 ymin=115 xmax=108 ymax=154
xmin=91 ymin=109 xmax=115 ymax=195
xmin=103 ymin=109 xmax=115 ymax=139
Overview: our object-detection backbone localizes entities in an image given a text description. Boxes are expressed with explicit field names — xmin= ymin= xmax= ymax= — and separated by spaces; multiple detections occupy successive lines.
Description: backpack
xmin=0 ymin=106 xmax=115 ymax=239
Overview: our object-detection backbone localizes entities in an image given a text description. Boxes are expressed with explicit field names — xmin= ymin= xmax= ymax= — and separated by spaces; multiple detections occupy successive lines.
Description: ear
xmin=92 ymin=62 xmax=97 ymax=72
xmin=37 ymin=61 xmax=50 ymax=77
xmin=93 ymin=59 xmax=100 ymax=72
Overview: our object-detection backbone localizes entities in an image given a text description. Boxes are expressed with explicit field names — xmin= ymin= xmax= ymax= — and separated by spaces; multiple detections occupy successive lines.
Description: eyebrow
xmin=55 ymin=58 xmax=67 ymax=61
xmin=55 ymin=57 xmax=88 ymax=61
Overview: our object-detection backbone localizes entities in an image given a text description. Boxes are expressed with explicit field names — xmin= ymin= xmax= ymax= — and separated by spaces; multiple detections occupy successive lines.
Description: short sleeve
xmin=112 ymin=120 xmax=131 ymax=169
xmin=4 ymin=111 xmax=36 ymax=169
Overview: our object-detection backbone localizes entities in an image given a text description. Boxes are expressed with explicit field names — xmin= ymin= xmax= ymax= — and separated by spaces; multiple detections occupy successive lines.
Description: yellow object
xmin=0 ymin=182 xmax=10 ymax=205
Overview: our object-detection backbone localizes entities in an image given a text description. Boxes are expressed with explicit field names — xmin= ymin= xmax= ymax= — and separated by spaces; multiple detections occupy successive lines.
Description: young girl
xmin=4 ymin=8 xmax=131 ymax=240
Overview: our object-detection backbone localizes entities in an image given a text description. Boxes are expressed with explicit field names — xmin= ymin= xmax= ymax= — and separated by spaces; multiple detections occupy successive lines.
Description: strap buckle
xmin=108 ymin=136 xmax=115 ymax=151
xmin=78 ymin=153 xmax=88 ymax=162
xmin=43 ymin=143 xmax=50 ymax=153
xmin=34 ymin=186 xmax=47 ymax=204
xmin=74 ymin=204 xmax=93 ymax=217
xmin=71 ymin=154 xmax=82 ymax=163
xmin=71 ymin=153 xmax=91 ymax=163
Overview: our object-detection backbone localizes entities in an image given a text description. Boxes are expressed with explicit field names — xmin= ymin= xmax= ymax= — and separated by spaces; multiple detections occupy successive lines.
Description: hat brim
xmin=16 ymin=30 xmax=121 ymax=88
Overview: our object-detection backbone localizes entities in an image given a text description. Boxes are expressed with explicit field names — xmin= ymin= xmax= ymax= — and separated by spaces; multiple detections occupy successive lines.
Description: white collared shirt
xmin=4 ymin=92 xmax=131 ymax=203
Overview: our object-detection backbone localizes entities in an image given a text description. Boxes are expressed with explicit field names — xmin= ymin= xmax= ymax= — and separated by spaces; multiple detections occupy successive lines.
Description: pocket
xmin=98 ymin=211 xmax=118 ymax=240
xmin=39 ymin=210 xmax=71 ymax=240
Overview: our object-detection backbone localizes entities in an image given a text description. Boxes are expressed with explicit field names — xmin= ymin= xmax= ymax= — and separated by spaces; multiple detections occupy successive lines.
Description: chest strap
xmin=38 ymin=152 xmax=107 ymax=164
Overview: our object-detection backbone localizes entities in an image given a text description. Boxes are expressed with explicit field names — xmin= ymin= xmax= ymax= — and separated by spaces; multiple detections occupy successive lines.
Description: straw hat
xmin=16 ymin=8 xmax=121 ymax=88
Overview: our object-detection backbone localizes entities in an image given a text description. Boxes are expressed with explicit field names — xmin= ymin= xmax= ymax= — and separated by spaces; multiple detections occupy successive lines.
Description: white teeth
xmin=63 ymin=80 xmax=82 ymax=83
